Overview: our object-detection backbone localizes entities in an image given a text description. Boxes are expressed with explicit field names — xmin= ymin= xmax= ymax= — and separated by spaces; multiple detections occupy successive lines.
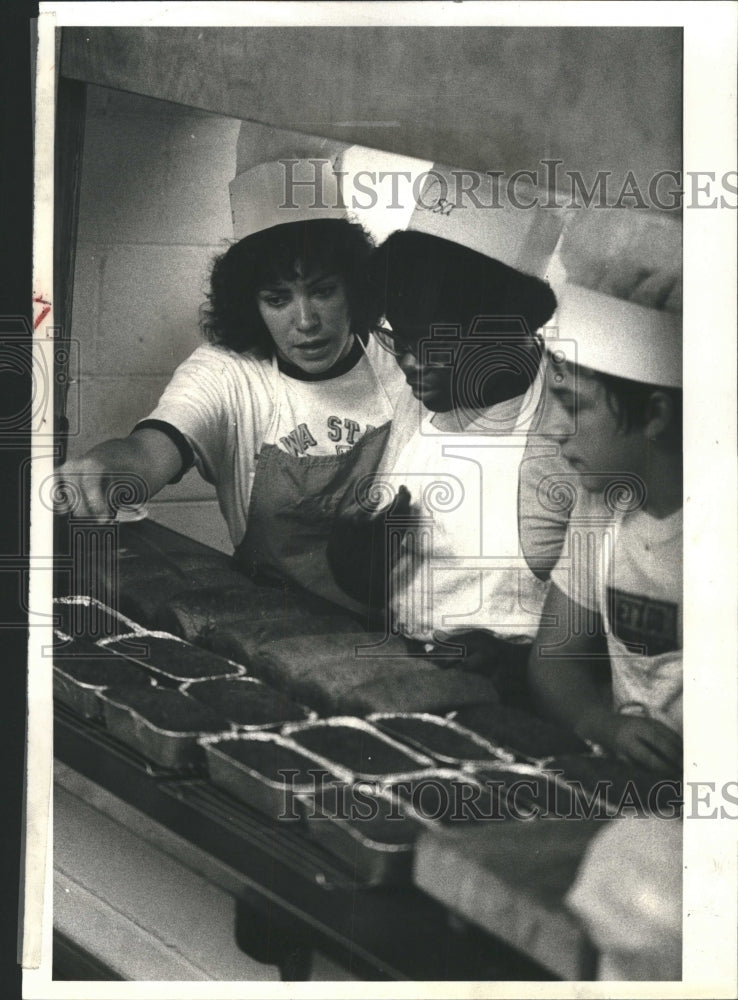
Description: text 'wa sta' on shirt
xmin=550 ymin=487 xmax=683 ymax=732
xmin=140 ymin=336 xmax=406 ymax=547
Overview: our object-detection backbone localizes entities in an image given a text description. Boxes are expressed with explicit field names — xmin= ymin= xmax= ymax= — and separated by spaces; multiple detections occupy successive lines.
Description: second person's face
xmin=543 ymin=360 xmax=647 ymax=489
xmin=257 ymin=263 xmax=353 ymax=374
xmin=384 ymin=323 xmax=456 ymax=412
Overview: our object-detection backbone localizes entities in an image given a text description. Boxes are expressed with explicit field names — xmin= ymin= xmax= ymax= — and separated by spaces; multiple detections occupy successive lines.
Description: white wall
xmin=67 ymin=87 xmax=241 ymax=552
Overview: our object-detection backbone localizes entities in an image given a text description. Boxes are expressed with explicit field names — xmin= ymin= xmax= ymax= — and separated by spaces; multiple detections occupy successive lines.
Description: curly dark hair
xmin=200 ymin=219 xmax=380 ymax=356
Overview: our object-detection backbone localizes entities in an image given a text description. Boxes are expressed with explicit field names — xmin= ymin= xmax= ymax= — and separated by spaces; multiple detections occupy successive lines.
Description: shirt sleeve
xmin=141 ymin=344 xmax=264 ymax=487
xmin=132 ymin=418 xmax=195 ymax=483
xmin=518 ymin=442 xmax=571 ymax=580
xmin=549 ymin=488 xmax=613 ymax=614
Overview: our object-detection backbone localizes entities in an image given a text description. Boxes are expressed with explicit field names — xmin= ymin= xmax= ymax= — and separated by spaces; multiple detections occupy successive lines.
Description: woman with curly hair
xmin=56 ymin=162 xmax=406 ymax=612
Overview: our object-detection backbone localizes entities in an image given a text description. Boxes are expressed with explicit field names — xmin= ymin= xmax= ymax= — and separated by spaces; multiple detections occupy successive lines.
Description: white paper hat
xmin=550 ymin=210 xmax=682 ymax=387
xmin=406 ymin=163 xmax=565 ymax=280
xmin=335 ymin=144 xmax=565 ymax=279
xmin=230 ymin=158 xmax=347 ymax=240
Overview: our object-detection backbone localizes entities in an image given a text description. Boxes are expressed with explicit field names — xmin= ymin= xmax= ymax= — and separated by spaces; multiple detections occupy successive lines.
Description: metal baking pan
xmin=378 ymin=768 xmax=499 ymax=827
xmin=180 ymin=676 xmax=315 ymax=732
xmin=281 ymin=717 xmax=434 ymax=781
xmin=53 ymin=595 xmax=146 ymax=642
xmin=540 ymin=754 xmax=674 ymax=819
xmin=99 ymin=630 xmax=246 ymax=684
xmin=448 ymin=703 xmax=590 ymax=765
xmin=200 ymin=731 xmax=344 ymax=820
xmin=98 ymin=686 xmax=234 ymax=772
xmin=368 ymin=712 xmax=515 ymax=769
xmin=295 ymin=782 xmax=418 ymax=886
xmin=53 ymin=652 xmax=153 ymax=721
xmin=473 ymin=761 xmax=567 ymax=820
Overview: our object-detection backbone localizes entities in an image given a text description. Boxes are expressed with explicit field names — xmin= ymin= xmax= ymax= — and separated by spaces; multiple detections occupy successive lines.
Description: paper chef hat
xmin=335 ymin=144 xmax=565 ymax=279
xmin=229 ymin=157 xmax=347 ymax=240
xmin=551 ymin=209 xmax=682 ymax=387
xmin=406 ymin=164 xmax=565 ymax=280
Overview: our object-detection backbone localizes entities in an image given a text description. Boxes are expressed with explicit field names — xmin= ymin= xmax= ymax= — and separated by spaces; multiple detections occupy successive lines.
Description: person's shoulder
xmin=186 ymin=341 xmax=265 ymax=365
xmin=364 ymin=333 xmax=405 ymax=375
xmin=181 ymin=342 xmax=272 ymax=379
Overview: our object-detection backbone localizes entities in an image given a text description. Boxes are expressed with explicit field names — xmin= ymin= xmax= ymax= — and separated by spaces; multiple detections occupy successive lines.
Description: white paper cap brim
xmin=552 ymin=284 xmax=682 ymax=387
xmin=230 ymin=159 xmax=347 ymax=240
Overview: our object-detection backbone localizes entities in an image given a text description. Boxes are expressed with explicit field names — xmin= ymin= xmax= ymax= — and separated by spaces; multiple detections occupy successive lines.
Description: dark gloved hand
xmin=327 ymin=485 xmax=412 ymax=613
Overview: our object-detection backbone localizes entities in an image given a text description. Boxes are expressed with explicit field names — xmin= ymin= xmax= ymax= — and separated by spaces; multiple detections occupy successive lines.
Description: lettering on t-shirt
xmin=281 ymin=417 xmax=376 ymax=456
xmin=279 ymin=423 xmax=318 ymax=457
xmin=326 ymin=415 xmax=368 ymax=446
xmin=606 ymin=586 xmax=680 ymax=656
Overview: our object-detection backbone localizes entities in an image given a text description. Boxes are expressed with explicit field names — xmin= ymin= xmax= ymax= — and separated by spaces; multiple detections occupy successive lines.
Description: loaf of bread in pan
xmin=184 ymin=677 xmax=309 ymax=728
xmin=103 ymin=684 xmax=230 ymax=733
xmin=208 ymin=735 xmax=334 ymax=786
xmin=287 ymin=722 xmax=427 ymax=777
xmin=104 ymin=633 xmax=244 ymax=682
xmin=452 ymin=703 xmax=589 ymax=761
xmin=53 ymin=644 xmax=152 ymax=688
xmin=371 ymin=714 xmax=504 ymax=764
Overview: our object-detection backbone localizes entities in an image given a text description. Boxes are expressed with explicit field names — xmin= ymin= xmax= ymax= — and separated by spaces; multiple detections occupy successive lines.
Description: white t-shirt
xmin=551 ymin=488 xmax=683 ymax=733
xmin=376 ymin=378 xmax=550 ymax=643
xmin=142 ymin=338 xmax=406 ymax=548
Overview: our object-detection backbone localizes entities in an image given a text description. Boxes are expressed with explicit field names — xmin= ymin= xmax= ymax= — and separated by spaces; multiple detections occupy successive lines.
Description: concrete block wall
xmin=67 ymin=86 xmax=241 ymax=552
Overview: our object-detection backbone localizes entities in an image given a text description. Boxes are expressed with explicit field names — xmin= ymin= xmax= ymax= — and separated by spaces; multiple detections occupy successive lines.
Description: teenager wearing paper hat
xmin=329 ymin=151 xmax=568 ymax=694
xmin=528 ymin=209 xmax=683 ymax=773
xmin=56 ymin=157 xmax=406 ymax=614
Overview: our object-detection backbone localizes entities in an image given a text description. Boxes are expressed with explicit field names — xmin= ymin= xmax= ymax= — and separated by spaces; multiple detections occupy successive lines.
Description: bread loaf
xmin=250 ymin=633 xmax=429 ymax=715
xmin=341 ymin=668 xmax=500 ymax=716
xmin=208 ymin=615 xmax=357 ymax=676
xmin=111 ymin=553 xmax=253 ymax=629
xmin=183 ymin=677 xmax=310 ymax=729
xmin=452 ymin=704 xmax=589 ymax=761
xmin=104 ymin=633 xmax=245 ymax=682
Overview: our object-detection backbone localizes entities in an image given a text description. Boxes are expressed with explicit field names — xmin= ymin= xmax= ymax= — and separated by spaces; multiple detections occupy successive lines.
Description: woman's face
xmin=257 ymin=263 xmax=353 ymax=374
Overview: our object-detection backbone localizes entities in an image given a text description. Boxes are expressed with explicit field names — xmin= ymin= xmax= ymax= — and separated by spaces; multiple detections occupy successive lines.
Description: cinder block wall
xmin=67 ymin=87 xmax=241 ymax=552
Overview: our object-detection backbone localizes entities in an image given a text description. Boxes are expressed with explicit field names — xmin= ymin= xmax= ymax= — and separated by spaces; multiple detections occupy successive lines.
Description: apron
xmin=601 ymin=518 xmax=683 ymax=736
xmin=389 ymin=384 xmax=548 ymax=641
xmin=236 ymin=340 xmax=393 ymax=615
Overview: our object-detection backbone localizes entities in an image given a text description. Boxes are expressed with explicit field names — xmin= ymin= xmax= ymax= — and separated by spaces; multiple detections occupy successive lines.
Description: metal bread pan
xmin=180 ymin=676 xmax=314 ymax=731
xmin=200 ymin=731 xmax=343 ymax=820
xmin=281 ymin=716 xmax=434 ymax=781
xmin=474 ymin=761 xmax=566 ymax=819
xmin=99 ymin=630 xmax=246 ymax=684
xmin=378 ymin=768 xmax=499 ymax=827
xmin=53 ymin=649 xmax=153 ymax=721
xmin=368 ymin=712 xmax=515 ymax=769
xmin=295 ymin=781 xmax=418 ymax=886
xmin=98 ymin=686 xmax=233 ymax=772
xmin=53 ymin=595 xmax=146 ymax=642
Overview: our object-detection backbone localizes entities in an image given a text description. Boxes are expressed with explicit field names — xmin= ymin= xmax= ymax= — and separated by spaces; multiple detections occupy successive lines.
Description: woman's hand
xmin=54 ymin=453 xmax=122 ymax=521
xmin=54 ymin=428 xmax=185 ymax=521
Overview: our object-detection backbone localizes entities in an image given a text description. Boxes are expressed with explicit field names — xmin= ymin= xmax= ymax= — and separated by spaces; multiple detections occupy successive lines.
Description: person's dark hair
xmin=369 ymin=230 xmax=557 ymax=340
xmin=591 ymin=369 xmax=683 ymax=451
xmin=200 ymin=219 xmax=380 ymax=355
xmin=370 ymin=230 xmax=557 ymax=407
